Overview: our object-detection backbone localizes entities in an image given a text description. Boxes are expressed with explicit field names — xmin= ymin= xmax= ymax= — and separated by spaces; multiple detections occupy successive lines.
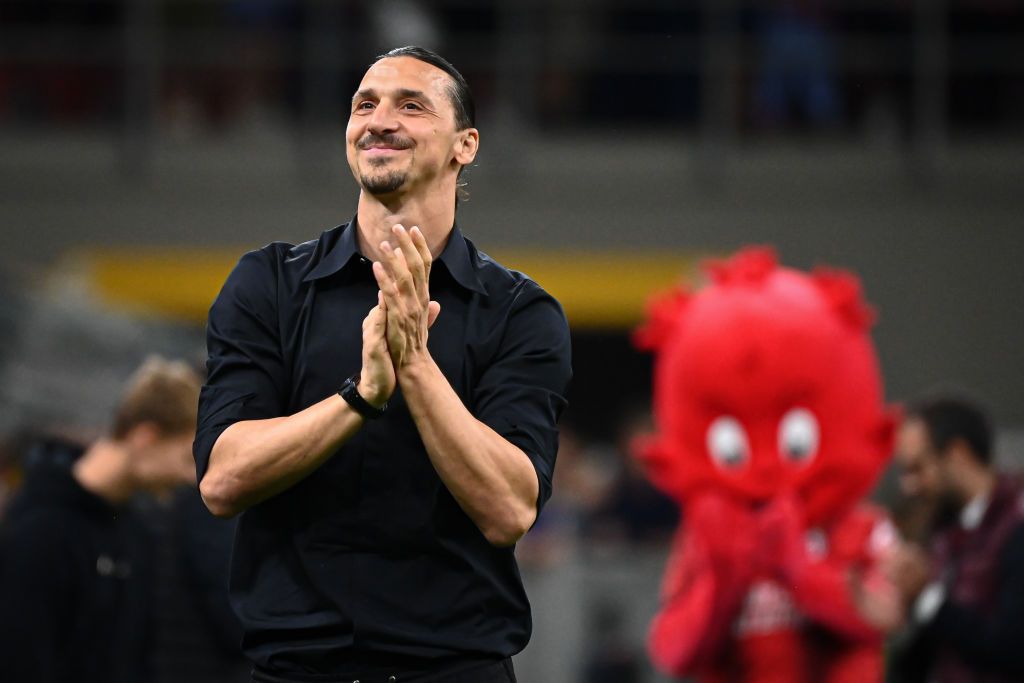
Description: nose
xmin=367 ymin=100 xmax=399 ymax=136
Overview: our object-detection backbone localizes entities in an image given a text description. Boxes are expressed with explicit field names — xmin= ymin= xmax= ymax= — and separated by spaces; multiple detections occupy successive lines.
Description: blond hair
xmin=111 ymin=356 xmax=202 ymax=439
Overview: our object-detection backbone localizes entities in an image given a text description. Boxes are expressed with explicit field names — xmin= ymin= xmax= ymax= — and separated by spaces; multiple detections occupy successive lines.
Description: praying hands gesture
xmin=371 ymin=224 xmax=442 ymax=371
xmin=368 ymin=223 xmax=539 ymax=546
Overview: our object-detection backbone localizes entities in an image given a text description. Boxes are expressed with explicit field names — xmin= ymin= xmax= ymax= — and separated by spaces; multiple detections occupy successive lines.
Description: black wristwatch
xmin=338 ymin=373 xmax=387 ymax=420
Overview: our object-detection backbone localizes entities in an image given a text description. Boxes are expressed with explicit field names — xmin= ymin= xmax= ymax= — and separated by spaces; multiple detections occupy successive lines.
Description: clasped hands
xmin=687 ymin=492 xmax=809 ymax=585
xmin=358 ymin=224 xmax=441 ymax=408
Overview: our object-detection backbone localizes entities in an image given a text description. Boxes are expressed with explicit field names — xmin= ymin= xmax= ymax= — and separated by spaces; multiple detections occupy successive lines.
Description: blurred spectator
xmin=516 ymin=424 xmax=612 ymax=567
xmin=368 ymin=0 xmax=440 ymax=51
xmin=585 ymin=409 xmax=678 ymax=547
xmin=579 ymin=601 xmax=644 ymax=683
xmin=0 ymin=0 xmax=122 ymax=125
xmin=0 ymin=356 xmax=200 ymax=683
xmin=887 ymin=394 xmax=1024 ymax=683
xmin=753 ymin=0 xmax=842 ymax=130
xmin=0 ymin=431 xmax=30 ymax=520
xmin=142 ymin=486 xmax=249 ymax=683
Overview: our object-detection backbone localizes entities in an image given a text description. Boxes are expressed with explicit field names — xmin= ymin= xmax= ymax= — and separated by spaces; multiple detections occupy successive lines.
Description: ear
xmin=453 ymin=128 xmax=479 ymax=166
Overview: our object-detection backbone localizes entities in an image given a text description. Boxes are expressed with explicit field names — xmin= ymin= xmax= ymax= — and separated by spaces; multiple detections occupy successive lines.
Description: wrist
xmin=354 ymin=372 xmax=389 ymax=410
xmin=397 ymin=349 xmax=436 ymax=381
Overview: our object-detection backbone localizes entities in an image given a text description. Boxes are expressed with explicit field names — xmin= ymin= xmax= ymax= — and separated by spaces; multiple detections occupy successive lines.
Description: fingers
xmin=381 ymin=224 xmax=430 ymax=306
xmin=408 ymin=225 xmax=432 ymax=281
xmin=392 ymin=225 xmax=427 ymax=301
xmin=427 ymin=300 xmax=441 ymax=328
xmin=379 ymin=241 xmax=415 ymax=300
xmin=362 ymin=297 xmax=386 ymax=340
xmin=373 ymin=260 xmax=402 ymax=310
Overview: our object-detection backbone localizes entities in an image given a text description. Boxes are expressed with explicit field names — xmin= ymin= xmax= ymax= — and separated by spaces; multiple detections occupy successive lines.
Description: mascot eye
xmin=778 ymin=408 xmax=820 ymax=464
xmin=706 ymin=416 xmax=750 ymax=470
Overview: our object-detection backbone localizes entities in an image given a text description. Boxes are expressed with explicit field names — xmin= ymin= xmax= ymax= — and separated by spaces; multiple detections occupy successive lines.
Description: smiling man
xmin=193 ymin=47 xmax=572 ymax=682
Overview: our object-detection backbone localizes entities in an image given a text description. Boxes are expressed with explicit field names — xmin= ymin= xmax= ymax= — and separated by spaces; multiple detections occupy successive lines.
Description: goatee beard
xmin=361 ymin=170 xmax=407 ymax=195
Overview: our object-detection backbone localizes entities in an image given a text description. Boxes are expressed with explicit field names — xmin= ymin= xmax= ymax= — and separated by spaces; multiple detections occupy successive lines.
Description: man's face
xmin=345 ymin=56 xmax=471 ymax=198
xmin=896 ymin=418 xmax=942 ymax=502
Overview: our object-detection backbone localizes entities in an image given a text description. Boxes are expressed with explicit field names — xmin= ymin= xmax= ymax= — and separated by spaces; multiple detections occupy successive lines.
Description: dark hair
xmin=907 ymin=394 xmax=993 ymax=465
xmin=374 ymin=46 xmax=475 ymax=131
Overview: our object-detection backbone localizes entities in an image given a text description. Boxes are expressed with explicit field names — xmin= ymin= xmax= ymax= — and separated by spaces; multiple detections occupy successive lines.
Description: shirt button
xmin=388 ymin=678 xmax=397 ymax=682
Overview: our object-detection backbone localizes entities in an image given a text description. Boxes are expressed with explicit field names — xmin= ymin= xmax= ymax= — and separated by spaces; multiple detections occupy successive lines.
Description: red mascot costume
xmin=634 ymin=248 xmax=902 ymax=683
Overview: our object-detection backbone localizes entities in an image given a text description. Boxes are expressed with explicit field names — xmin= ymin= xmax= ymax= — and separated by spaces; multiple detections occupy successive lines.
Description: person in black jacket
xmin=0 ymin=356 xmax=201 ymax=683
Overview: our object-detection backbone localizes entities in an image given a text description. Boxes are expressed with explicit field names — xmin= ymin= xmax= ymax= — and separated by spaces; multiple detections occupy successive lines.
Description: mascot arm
xmin=780 ymin=511 xmax=901 ymax=642
xmin=785 ymin=556 xmax=888 ymax=641
xmin=650 ymin=530 xmax=753 ymax=677
xmin=651 ymin=497 xmax=759 ymax=676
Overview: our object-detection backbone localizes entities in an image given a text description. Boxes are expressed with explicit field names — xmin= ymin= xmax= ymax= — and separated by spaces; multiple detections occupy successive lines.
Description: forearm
xmin=200 ymin=394 xmax=365 ymax=517
xmin=400 ymin=355 xmax=539 ymax=546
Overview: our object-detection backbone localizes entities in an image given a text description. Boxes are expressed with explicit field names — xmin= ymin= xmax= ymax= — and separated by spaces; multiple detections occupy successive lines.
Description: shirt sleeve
xmin=927 ymin=521 xmax=1024 ymax=677
xmin=473 ymin=281 xmax=572 ymax=515
xmin=193 ymin=247 xmax=289 ymax=481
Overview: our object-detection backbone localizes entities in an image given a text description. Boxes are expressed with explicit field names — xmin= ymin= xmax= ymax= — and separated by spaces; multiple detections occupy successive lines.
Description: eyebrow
xmin=352 ymin=88 xmax=435 ymax=107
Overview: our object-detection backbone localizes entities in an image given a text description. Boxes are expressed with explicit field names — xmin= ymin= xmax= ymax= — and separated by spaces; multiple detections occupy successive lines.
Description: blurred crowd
xmin=1 ymin=0 xmax=1023 ymax=137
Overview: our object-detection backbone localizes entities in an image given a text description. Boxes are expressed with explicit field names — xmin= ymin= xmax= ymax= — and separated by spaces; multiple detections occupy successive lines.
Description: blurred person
xmin=194 ymin=46 xmax=571 ymax=682
xmin=585 ymin=409 xmax=678 ymax=547
xmin=886 ymin=395 xmax=1024 ymax=682
xmin=753 ymin=0 xmax=842 ymax=130
xmin=580 ymin=601 xmax=644 ymax=683
xmin=0 ymin=356 xmax=201 ymax=683
xmin=142 ymin=481 xmax=249 ymax=683
xmin=516 ymin=424 xmax=611 ymax=568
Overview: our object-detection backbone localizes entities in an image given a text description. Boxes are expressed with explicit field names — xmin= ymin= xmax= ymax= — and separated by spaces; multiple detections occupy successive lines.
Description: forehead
xmin=897 ymin=419 xmax=933 ymax=459
xmin=357 ymin=56 xmax=453 ymax=101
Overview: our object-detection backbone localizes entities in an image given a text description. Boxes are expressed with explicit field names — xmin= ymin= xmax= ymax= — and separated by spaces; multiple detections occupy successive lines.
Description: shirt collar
xmin=303 ymin=218 xmax=487 ymax=295
xmin=960 ymin=491 xmax=991 ymax=531
xmin=435 ymin=223 xmax=487 ymax=295
xmin=302 ymin=219 xmax=362 ymax=283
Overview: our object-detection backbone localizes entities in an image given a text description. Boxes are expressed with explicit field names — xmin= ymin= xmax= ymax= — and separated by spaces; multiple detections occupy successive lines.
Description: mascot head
xmin=634 ymin=247 xmax=898 ymax=525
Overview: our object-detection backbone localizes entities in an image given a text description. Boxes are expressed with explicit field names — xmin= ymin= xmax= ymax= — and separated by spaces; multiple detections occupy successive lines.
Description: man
xmin=887 ymin=395 xmax=1024 ymax=682
xmin=194 ymin=46 xmax=571 ymax=682
xmin=0 ymin=356 xmax=202 ymax=683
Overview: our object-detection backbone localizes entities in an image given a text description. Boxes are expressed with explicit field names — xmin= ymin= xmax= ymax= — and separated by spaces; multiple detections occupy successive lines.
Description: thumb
xmin=427 ymin=300 xmax=441 ymax=328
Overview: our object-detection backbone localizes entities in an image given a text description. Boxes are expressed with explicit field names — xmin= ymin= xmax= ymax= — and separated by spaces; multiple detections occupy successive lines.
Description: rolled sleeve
xmin=474 ymin=282 xmax=572 ymax=514
xmin=193 ymin=248 xmax=289 ymax=481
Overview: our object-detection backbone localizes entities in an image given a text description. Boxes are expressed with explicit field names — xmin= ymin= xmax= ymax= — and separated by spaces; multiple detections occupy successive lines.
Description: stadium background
xmin=0 ymin=1 xmax=1022 ymax=680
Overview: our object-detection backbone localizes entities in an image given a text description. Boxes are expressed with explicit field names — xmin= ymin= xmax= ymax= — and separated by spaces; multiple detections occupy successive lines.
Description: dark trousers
xmin=252 ymin=658 xmax=516 ymax=683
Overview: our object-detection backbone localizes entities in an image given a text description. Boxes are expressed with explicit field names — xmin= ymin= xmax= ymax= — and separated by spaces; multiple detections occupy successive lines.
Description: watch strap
xmin=339 ymin=374 xmax=386 ymax=419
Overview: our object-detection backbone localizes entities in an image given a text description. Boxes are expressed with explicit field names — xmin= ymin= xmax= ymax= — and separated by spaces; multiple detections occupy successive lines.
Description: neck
xmin=72 ymin=438 xmax=136 ymax=506
xmin=355 ymin=186 xmax=456 ymax=262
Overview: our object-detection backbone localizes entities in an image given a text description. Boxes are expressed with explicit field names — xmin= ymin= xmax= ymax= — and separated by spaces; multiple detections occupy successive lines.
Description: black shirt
xmin=0 ymin=439 xmax=154 ymax=683
xmin=194 ymin=220 xmax=572 ymax=676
